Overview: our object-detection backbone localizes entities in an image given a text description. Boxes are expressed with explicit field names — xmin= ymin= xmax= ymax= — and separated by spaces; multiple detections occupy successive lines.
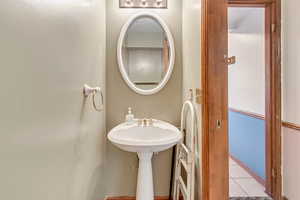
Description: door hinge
xmin=272 ymin=168 xmax=279 ymax=178
xmin=272 ymin=23 xmax=276 ymax=33
xmin=272 ymin=168 xmax=276 ymax=177
xmin=195 ymin=88 xmax=203 ymax=104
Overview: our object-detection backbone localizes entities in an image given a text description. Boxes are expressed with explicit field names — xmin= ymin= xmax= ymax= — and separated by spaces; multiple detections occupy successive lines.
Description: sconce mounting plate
xmin=120 ymin=0 xmax=167 ymax=9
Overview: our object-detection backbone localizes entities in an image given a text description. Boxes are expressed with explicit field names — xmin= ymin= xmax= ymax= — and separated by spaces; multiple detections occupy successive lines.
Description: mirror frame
xmin=117 ymin=12 xmax=175 ymax=95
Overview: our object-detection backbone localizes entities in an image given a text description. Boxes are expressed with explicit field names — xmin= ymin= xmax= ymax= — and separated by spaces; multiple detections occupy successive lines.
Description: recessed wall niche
xmin=119 ymin=0 xmax=167 ymax=9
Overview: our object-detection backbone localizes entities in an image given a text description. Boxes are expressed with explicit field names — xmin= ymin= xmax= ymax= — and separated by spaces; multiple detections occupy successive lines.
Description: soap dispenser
xmin=125 ymin=107 xmax=134 ymax=124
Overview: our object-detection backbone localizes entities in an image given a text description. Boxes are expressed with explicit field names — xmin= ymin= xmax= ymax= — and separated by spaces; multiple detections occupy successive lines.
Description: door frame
xmin=201 ymin=0 xmax=229 ymax=199
xmin=200 ymin=0 xmax=282 ymax=199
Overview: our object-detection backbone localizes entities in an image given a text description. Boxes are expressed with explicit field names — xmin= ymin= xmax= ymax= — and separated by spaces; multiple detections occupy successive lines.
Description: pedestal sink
xmin=108 ymin=119 xmax=182 ymax=200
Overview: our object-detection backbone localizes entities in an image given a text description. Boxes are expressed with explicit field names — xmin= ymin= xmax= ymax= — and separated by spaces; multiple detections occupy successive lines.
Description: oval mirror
xmin=117 ymin=12 xmax=175 ymax=95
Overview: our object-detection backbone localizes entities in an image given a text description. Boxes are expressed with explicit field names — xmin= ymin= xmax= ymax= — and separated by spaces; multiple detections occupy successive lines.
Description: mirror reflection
xmin=122 ymin=17 xmax=171 ymax=90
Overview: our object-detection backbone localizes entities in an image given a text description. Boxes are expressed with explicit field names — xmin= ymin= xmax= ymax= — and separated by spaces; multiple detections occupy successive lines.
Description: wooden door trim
xmin=229 ymin=107 xmax=265 ymax=120
xmin=260 ymin=0 xmax=282 ymax=198
xmin=282 ymin=122 xmax=300 ymax=131
xmin=201 ymin=0 xmax=209 ymax=199
xmin=201 ymin=0 xmax=282 ymax=199
xmin=201 ymin=0 xmax=229 ymax=199
xmin=228 ymin=0 xmax=275 ymax=6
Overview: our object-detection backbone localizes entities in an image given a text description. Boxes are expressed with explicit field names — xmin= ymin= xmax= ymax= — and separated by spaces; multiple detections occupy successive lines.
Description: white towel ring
xmin=83 ymin=84 xmax=104 ymax=112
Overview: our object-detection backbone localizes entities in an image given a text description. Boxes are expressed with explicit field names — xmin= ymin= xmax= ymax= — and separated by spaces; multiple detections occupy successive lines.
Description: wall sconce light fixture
xmin=120 ymin=0 xmax=167 ymax=9
xmin=125 ymin=0 xmax=133 ymax=7
xmin=141 ymin=0 xmax=147 ymax=7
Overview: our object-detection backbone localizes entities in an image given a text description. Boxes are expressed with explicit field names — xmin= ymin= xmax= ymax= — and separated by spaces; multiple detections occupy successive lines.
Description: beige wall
xmin=182 ymin=0 xmax=202 ymax=199
xmin=282 ymin=0 xmax=300 ymax=199
xmin=282 ymin=128 xmax=300 ymax=200
xmin=182 ymin=0 xmax=201 ymax=100
xmin=105 ymin=0 xmax=182 ymax=197
xmin=0 ymin=1 xmax=106 ymax=200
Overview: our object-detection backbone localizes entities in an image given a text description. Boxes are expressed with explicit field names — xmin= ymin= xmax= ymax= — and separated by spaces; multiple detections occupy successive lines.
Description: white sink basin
xmin=108 ymin=119 xmax=182 ymax=200
xmin=108 ymin=120 xmax=181 ymax=153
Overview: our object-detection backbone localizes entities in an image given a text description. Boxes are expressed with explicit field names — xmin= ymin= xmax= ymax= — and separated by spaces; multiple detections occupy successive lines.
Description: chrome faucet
xmin=138 ymin=118 xmax=153 ymax=127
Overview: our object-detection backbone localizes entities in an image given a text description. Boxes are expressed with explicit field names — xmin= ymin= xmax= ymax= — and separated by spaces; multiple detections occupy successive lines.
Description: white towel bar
xmin=173 ymin=100 xmax=196 ymax=200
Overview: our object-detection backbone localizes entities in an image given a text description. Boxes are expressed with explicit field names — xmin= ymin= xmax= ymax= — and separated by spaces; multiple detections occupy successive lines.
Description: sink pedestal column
xmin=137 ymin=152 xmax=154 ymax=200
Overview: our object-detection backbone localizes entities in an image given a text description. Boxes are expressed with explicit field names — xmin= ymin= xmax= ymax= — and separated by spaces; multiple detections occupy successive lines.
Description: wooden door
xmin=201 ymin=0 xmax=229 ymax=199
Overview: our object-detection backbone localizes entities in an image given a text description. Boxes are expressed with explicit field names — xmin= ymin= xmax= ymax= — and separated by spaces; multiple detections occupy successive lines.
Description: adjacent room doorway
xmin=200 ymin=0 xmax=282 ymax=199
xmin=228 ymin=6 xmax=269 ymax=198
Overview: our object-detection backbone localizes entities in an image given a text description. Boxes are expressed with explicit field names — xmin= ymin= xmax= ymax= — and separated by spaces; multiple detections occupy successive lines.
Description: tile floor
xmin=229 ymin=158 xmax=270 ymax=198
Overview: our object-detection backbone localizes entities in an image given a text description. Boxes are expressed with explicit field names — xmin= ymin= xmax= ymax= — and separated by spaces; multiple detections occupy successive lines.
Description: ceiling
xmin=228 ymin=7 xmax=264 ymax=32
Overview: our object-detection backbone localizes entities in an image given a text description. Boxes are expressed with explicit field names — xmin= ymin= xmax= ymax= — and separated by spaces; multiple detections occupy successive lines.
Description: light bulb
xmin=125 ymin=0 xmax=133 ymax=7
xmin=141 ymin=0 xmax=147 ymax=7
xmin=156 ymin=0 xmax=163 ymax=7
